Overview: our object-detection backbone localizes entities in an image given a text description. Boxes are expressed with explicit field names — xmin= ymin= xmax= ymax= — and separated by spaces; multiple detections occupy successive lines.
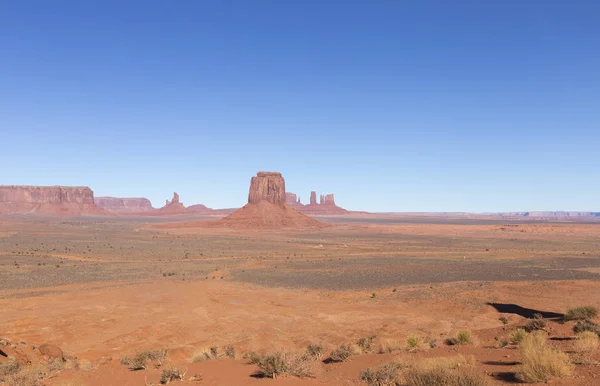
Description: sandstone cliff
xmin=0 ymin=186 xmax=107 ymax=216
xmin=285 ymin=191 xmax=348 ymax=215
xmin=248 ymin=172 xmax=286 ymax=207
xmin=95 ymin=197 xmax=154 ymax=213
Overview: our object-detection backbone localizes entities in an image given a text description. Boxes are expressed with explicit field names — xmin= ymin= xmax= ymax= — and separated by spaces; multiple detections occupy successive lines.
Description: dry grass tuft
xmin=360 ymin=362 xmax=401 ymax=386
xmin=403 ymin=366 xmax=487 ymax=386
xmin=357 ymin=335 xmax=377 ymax=354
xmin=445 ymin=331 xmax=474 ymax=346
xmin=574 ymin=331 xmax=599 ymax=354
xmin=5 ymin=366 xmax=46 ymax=386
xmin=509 ymin=328 xmax=528 ymax=345
xmin=126 ymin=349 xmax=168 ymax=370
xmin=160 ymin=367 xmax=186 ymax=384
xmin=516 ymin=331 xmax=573 ymax=383
xmin=377 ymin=339 xmax=403 ymax=354
xmin=304 ymin=344 xmax=324 ymax=360
xmin=255 ymin=351 xmax=316 ymax=379
xmin=0 ymin=360 xmax=20 ymax=381
xmin=329 ymin=344 xmax=354 ymax=362
xmin=565 ymin=306 xmax=598 ymax=321
xmin=573 ymin=319 xmax=600 ymax=335
xmin=524 ymin=314 xmax=547 ymax=332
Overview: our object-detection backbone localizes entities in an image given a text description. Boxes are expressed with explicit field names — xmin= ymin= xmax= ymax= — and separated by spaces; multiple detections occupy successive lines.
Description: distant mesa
xmin=0 ymin=185 xmax=108 ymax=217
xmin=96 ymin=192 xmax=215 ymax=216
xmin=94 ymin=197 xmax=154 ymax=213
xmin=285 ymin=190 xmax=349 ymax=215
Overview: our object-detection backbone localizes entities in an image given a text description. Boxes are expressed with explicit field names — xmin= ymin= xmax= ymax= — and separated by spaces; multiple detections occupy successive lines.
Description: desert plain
xmin=1 ymin=214 xmax=600 ymax=385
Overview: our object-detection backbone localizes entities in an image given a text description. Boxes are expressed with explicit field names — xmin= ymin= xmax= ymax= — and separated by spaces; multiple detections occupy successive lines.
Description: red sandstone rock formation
xmin=95 ymin=197 xmax=154 ymax=213
xmin=310 ymin=191 xmax=317 ymax=206
xmin=248 ymin=172 xmax=286 ymax=207
xmin=0 ymin=186 xmax=108 ymax=216
xmin=285 ymin=190 xmax=348 ymax=215
xmin=157 ymin=192 xmax=187 ymax=214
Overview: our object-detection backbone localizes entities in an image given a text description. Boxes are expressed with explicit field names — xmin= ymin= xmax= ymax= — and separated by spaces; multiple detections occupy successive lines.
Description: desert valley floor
xmin=2 ymin=215 xmax=600 ymax=385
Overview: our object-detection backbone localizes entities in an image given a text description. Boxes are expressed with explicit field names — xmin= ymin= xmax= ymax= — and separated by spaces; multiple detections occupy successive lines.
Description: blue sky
xmin=1 ymin=1 xmax=598 ymax=212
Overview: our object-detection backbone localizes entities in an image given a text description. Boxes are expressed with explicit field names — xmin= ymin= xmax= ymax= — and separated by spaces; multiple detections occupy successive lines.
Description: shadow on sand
xmin=486 ymin=303 xmax=564 ymax=319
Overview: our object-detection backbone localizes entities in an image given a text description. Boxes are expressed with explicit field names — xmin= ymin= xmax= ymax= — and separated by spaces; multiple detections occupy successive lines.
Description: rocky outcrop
xmin=95 ymin=197 xmax=154 ymax=213
xmin=0 ymin=186 xmax=107 ymax=216
xmin=248 ymin=172 xmax=286 ymax=207
xmin=320 ymin=194 xmax=336 ymax=206
xmin=496 ymin=211 xmax=600 ymax=218
xmin=157 ymin=192 xmax=186 ymax=214
xmin=309 ymin=191 xmax=317 ymax=206
xmin=218 ymin=172 xmax=323 ymax=229
xmin=285 ymin=191 xmax=349 ymax=215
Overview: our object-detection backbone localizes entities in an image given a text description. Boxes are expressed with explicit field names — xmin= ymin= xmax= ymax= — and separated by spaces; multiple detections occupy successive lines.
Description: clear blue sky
xmin=1 ymin=1 xmax=598 ymax=212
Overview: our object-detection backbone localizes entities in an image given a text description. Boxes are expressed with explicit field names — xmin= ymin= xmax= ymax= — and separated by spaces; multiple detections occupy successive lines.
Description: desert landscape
xmin=1 ymin=172 xmax=600 ymax=386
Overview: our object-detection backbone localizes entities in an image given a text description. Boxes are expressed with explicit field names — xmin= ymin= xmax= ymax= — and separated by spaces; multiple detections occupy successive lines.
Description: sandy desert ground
xmin=2 ymin=215 xmax=600 ymax=385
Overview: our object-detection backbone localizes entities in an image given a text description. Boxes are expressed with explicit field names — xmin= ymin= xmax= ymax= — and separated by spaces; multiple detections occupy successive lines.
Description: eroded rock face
xmin=0 ymin=186 xmax=94 ymax=204
xmin=95 ymin=197 xmax=154 ymax=213
xmin=310 ymin=191 xmax=317 ymax=206
xmin=158 ymin=192 xmax=186 ymax=213
xmin=286 ymin=190 xmax=348 ymax=214
xmin=0 ymin=186 xmax=107 ymax=216
xmin=248 ymin=172 xmax=286 ymax=207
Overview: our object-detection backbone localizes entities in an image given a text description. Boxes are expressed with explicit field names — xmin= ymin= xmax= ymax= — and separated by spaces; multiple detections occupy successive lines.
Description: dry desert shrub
xmin=304 ymin=344 xmax=324 ymax=360
xmin=387 ymin=355 xmax=484 ymax=386
xmin=329 ymin=344 xmax=354 ymax=362
xmin=565 ymin=306 xmax=598 ymax=321
xmin=5 ymin=365 xmax=46 ymax=386
xmin=0 ymin=359 xmax=20 ymax=381
xmin=524 ymin=314 xmax=547 ymax=332
xmin=377 ymin=339 xmax=403 ymax=354
xmin=360 ymin=362 xmax=401 ymax=386
xmin=574 ymin=331 xmax=599 ymax=354
xmin=127 ymin=349 xmax=168 ymax=370
xmin=445 ymin=330 xmax=474 ymax=346
xmin=403 ymin=366 xmax=488 ymax=386
xmin=255 ymin=350 xmax=315 ymax=379
xmin=224 ymin=344 xmax=236 ymax=359
xmin=516 ymin=331 xmax=573 ymax=383
xmin=573 ymin=319 xmax=600 ymax=336
xmin=160 ymin=367 xmax=186 ymax=384
xmin=357 ymin=335 xmax=377 ymax=354
xmin=509 ymin=328 xmax=528 ymax=345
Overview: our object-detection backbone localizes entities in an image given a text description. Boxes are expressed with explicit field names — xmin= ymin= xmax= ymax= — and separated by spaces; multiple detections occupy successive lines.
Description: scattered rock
xmin=38 ymin=344 xmax=64 ymax=361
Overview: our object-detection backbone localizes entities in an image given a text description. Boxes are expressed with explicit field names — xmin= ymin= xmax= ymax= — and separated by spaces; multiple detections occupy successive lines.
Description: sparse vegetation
xmin=0 ymin=360 xmax=20 ymax=381
xmin=406 ymin=335 xmax=424 ymax=351
xmin=499 ymin=316 xmax=509 ymax=325
xmin=224 ymin=344 xmax=236 ymax=359
xmin=304 ymin=344 xmax=323 ymax=360
xmin=357 ymin=335 xmax=377 ymax=353
xmin=574 ymin=331 xmax=599 ymax=353
xmin=255 ymin=351 xmax=315 ymax=379
xmin=509 ymin=328 xmax=528 ymax=345
xmin=4 ymin=366 xmax=45 ymax=386
xmin=516 ymin=331 xmax=573 ymax=383
xmin=360 ymin=363 xmax=401 ymax=386
xmin=403 ymin=366 xmax=487 ymax=386
xmin=329 ymin=344 xmax=354 ymax=362
xmin=524 ymin=313 xmax=547 ymax=332
xmin=160 ymin=367 xmax=186 ymax=384
xmin=573 ymin=319 xmax=600 ymax=335
xmin=445 ymin=331 xmax=473 ymax=346
xmin=127 ymin=349 xmax=168 ymax=370
xmin=565 ymin=306 xmax=598 ymax=321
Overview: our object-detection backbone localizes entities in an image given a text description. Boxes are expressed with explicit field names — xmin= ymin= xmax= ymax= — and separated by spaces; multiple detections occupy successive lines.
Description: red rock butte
xmin=0 ymin=185 xmax=107 ymax=216
xmin=222 ymin=172 xmax=324 ymax=229
xmin=285 ymin=190 xmax=349 ymax=215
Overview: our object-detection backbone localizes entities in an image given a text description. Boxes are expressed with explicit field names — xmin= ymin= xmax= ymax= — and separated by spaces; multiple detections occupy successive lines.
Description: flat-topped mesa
xmin=0 ymin=185 xmax=107 ymax=216
xmin=95 ymin=197 xmax=154 ymax=213
xmin=0 ymin=185 xmax=94 ymax=204
xmin=248 ymin=171 xmax=286 ymax=207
